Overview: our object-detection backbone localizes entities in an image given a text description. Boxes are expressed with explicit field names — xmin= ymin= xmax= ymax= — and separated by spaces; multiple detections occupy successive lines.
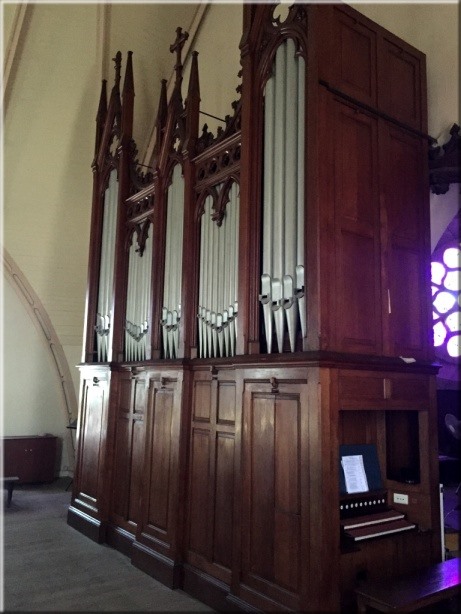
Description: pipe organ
xmin=69 ymin=4 xmax=441 ymax=613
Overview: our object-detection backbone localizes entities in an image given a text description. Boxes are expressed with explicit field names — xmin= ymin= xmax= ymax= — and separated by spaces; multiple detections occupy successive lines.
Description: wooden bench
xmin=2 ymin=476 xmax=19 ymax=507
xmin=355 ymin=558 xmax=461 ymax=613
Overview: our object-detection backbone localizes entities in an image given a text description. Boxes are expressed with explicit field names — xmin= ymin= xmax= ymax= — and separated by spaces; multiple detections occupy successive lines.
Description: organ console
xmin=68 ymin=4 xmax=441 ymax=612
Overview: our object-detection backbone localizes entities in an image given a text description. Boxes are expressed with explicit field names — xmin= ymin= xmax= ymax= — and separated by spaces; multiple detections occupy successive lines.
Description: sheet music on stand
xmin=341 ymin=454 xmax=369 ymax=494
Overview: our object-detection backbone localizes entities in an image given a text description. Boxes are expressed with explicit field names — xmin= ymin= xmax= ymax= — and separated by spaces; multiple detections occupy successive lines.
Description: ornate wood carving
xmin=429 ymin=123 xmax=461 ymax=194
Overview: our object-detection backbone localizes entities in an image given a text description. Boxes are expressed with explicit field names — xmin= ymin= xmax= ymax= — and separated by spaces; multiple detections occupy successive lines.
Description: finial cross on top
xmin=170 ymin=27 xmax=189 ymax=83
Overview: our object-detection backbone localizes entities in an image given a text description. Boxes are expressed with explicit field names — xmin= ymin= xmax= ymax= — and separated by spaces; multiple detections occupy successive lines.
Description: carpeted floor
xmin=2 ymin=479 xmax=215 ymax=612
xmin=3 ymin=479 xmax=460 ymax=611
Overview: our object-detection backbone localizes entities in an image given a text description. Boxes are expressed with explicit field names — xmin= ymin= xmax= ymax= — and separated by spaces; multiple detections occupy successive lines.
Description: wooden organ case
xmin=68 ymin=4 xmax=441 ymax=612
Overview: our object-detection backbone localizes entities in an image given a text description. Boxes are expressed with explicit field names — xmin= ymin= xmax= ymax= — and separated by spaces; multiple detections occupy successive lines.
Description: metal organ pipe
xmin=161 ymin=164 xmax=184 ymax=359
xmin=197 ymin=182 xmax=240 ymax=359
xmin=96 ymin=168 xmax=118 ymax=362
xmin=260 ymin=38 xmax=306 ymax=354
xmin=124 ymin=224 xmax=152 ymax=362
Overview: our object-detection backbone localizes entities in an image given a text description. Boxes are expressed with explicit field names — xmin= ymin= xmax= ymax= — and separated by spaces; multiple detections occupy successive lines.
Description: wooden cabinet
xmin=3 ymin=435 xmax=57 ymax=483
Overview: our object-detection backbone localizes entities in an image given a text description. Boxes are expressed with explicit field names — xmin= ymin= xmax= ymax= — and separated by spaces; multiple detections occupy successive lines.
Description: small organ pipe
xmin=197 ymin=183 xmax=239 ymax=359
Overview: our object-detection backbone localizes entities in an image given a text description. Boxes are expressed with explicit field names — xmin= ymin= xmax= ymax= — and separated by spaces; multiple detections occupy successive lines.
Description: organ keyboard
xmin=340 ymin=490 xmax=416 ymax=543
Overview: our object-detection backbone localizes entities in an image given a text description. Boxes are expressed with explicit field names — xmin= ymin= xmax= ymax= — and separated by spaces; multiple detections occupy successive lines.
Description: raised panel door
xmin=109 ymin=371 xmax=146 ymax=532
xmin=329 ymin=96 xmax=382 ymax=355
xmin=378 ymin=36 xmax=425 ymax=131
xmin=241 ymin=379 xmax=306 ymax=611
xmin=132 ymin=373 xmax=179 ymax=562
xmin=73 ymin=368 xmax=109 ymax=518
xmin=320 ymin=5 xmax=378 ymax=108
xmin=380 ymin=124 xmax=432 ymax=360
xmin=186 ymin=368 xmax=236 ymax=585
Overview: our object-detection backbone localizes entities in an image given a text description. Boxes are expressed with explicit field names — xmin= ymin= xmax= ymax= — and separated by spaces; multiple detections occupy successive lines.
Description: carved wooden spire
xmin=121 ymin=51 xmax=134 ymax=138
xmin=170 ymin=27 xmax=189 ymax=88
xmin=185 ymin=51 xmax=200 ymax=150
xmin=94 ymin=79 xmax=107 ymax=160
xmin=108 ymin=51 xmax=122 ymax=133
xmin=153 ymin=79 xmax=168 ymax=163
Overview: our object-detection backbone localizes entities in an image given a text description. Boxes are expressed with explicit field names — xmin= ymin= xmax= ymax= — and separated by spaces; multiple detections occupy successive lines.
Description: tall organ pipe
xmin=161 ymin=164 xmax=184 ymax=359
xmin=260 ymin=39 xmax=306 ymax=354
xmin=96 ymin=168 xmax=118 ymax=362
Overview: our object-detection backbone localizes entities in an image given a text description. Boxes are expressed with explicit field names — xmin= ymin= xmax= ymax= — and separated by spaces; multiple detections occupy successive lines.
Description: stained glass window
xmin=431 ymin=212 xmax=461 ymax=383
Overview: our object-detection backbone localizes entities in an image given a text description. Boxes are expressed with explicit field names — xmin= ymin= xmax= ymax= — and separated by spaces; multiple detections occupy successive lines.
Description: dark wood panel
xmin=381 ymin=125 xmax=431 ymax=359
xmin=213 ymin=433 xmax=234 ymax=569
xmin=241 ymin=384 xmax=302 ymax=609
xmin=112 ymin=411 xmax=131 ymax=519
xmin=332 ymin=6 xmax=377 ymax=107
xmin=339 ymin=372 xmax=386 ymax=408
xmin=147 ymin=388 xmax=174 ymax=532
xmin=193 ymin=380 xmax=212 ymax=422
xmin=128 ymin=417 xmax=145 ymax=521
xmin=248 ymin=395 xmax=275 ymax=580
xmin=333 ymin=100 xmax=382 ymax=354
xmin=216 ymin=381 xmax=235 ymax=425
xmin=317 ymin=5 xmax=377 ymax=108
xmin=110 ymin=375 xmax=146 ymax=529
xmin=379 ymin=37 xmax=423 ymax=130
xmin=79 ymin=380 xmax=107 ymax=502
xmin=188 ymin=428 xmax=211 ymax=557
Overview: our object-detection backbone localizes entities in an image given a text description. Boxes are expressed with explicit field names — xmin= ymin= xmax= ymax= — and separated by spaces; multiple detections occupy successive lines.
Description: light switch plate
xmin=393 ymin=492 xmax=409 ymax=505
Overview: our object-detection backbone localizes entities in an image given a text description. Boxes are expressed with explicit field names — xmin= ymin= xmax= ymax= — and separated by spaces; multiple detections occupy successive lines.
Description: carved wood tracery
xmin=429 ymin=123 xmax=461 ymax=194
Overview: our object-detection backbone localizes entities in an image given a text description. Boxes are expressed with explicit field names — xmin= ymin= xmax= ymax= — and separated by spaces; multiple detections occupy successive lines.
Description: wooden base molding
xmin=105 ymin=524 xmax=135 ymax=557
xmin=182 ymin=565 xmax=238 ymax=612
xmin=131 ymin=541 xmax=182 ymax=589
xmin=67 ymin=506 xmax=106 ymax=544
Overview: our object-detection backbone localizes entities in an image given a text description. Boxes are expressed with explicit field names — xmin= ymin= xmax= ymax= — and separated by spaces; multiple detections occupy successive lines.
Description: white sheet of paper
xmin=341 ymin=454 xmax=369 ymax=494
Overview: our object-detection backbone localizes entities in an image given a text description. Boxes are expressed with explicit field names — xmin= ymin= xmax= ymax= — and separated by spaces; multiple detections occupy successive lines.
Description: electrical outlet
xmin=393 ymin=492 xmax=409 ymax=505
